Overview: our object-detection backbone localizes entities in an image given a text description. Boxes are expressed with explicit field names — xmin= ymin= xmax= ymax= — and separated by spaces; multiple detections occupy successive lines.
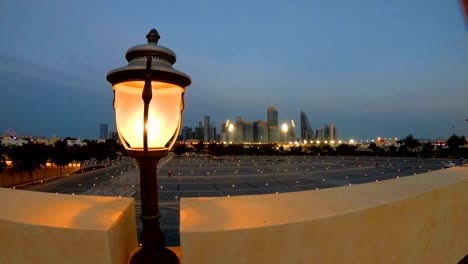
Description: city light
xmin=282 ymin=123 xmax=288 ymax=133
xmin=282 ymin=123 xmax=288 ymax=143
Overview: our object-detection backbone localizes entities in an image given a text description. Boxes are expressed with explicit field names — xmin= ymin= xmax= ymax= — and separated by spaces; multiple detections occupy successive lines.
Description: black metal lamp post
xmin=107 ymin=28 xmax=191 ymax=264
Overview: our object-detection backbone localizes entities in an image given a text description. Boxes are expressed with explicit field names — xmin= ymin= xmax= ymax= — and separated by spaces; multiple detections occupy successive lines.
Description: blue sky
xmin=0 ymin=0 xmax=467 ymax=140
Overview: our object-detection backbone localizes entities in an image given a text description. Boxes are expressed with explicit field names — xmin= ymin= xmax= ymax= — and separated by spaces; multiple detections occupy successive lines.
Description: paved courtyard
xmin=28 ymin=155 xmax=449 ymax=246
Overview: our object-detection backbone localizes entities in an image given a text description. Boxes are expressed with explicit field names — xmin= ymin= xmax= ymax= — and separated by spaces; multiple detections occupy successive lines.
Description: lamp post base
xmin=130 ymin=247 xmax=180 ymax=264
xmin=130 ymin=155 xmax=179 ymax=264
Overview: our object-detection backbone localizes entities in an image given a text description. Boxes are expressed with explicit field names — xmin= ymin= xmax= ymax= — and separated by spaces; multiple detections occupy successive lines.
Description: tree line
xmin=173 ymin=134 xmax=467 ymax=159
xmin=0 ymin=139 xmax=126 ymax=178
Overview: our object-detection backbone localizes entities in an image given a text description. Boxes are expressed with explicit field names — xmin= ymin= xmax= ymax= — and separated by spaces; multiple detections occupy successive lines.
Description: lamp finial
xmin=146 ymin=29 xmax=160 ymax=44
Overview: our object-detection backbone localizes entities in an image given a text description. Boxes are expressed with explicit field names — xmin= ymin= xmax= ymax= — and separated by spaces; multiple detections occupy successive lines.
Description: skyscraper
xmin=300 ymin=111 xmax=314 ymax=142
xmin=267 ymin=107 xmax=279 ymax=143
xmin=315 ymin=123 xmax=337 ymax=142
xmin=99 ymin=123 xmax=108 ymax=140
xmin=243 ymin=122 xmax=254 ymax=143
xmin=329 ymin=122 xmax=336 ymax=141
xmin=181 ymin=126 xmax=193 ymax=141
xmin=110 ymin=131 xmax=119 ymax=141
xmin=235 ymin=116 xmax=245 ymax=143
xmin=204 ymin=115 xmax=210 ymax=142
xmin=253 ymin=120 xmax=268 ymax=143
xmin=288 ymin=119 xmax=296 ymax=142
xmin=194 ymin=121 xmax=203 ymax=141
xmin=324 ymin=124 xmax=330 ymax=140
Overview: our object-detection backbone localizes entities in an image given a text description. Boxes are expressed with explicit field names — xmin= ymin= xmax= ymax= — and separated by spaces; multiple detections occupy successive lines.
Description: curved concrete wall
xmin=180 ymin=167 xmax=468 ymax=264
xmin=0 ymin=188 xmax=137 ymax=264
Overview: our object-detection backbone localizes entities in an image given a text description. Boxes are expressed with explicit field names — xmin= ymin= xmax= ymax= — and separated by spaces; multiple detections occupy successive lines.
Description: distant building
xmin=329 ymin=122 xmax=336 ymax=141
xmin=204 ymin=115 xmax=210 ymax=142
xmin=253 ymin=120 xmax=268 ymax=143
xmin=300 ymin=111 xmax=314 ymax=142
xmin=67 ymin=138 xmax=87 ymax=146
xmin=110 ymin=131 xmax=119 ymax=141
xmin=243 ymin=122 xmax=254 ymax=143
xmin=267 ymin=107 xmax=279 ymax=143
xmin=235 ymin=117 xmax=245 ymax=143
xmin=181 ymin=127 xmax=193 ymax=141
xmin=287 ymin=120 xmax=296 ymax=142
xmin=220 ymin=122 xmax=228 ymax=142
xmin=99 ymin=123 xmax=108 ymax=140
xmin=315 ymin=123 xmax=337 ymax=142
xmin=0 ymin=138 xmax=28 ymax=146
xmin=210 ymin=126 xmax=217 ymax=142
xmin=194 ymin=121 xmax=204 ymax=141
xmin=316 ymin=129 xmax=323 ymax=141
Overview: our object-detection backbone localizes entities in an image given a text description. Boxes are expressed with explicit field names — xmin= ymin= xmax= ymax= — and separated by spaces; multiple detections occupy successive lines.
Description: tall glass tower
xmin=100 ymin=123 xmax=108 ymax=140
xmin=300 ymin=111 xmax=314 ymax=142
xmin=204 ymin=115 xmax=210 ymax=142
xmin=267 ymin=106 xmax=279 ymax=143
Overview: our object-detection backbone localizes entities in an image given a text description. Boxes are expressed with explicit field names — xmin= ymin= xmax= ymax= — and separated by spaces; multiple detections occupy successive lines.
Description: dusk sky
xmin=1 ymin=0 xmax=467 ymax=140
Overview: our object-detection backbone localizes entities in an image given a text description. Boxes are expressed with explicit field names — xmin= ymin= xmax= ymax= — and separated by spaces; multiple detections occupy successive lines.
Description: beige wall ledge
xmin=0 ymin=189 xmax=137 ymax=264
xmin=180 ymin=167 xmax=468 ymax=264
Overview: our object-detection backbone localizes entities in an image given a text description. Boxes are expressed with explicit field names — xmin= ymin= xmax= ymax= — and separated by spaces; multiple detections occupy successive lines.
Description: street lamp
xmin=106 ymin=29 xmax=191 ymax=264
xmin=282 ymin=123 xmax=288 ymax=143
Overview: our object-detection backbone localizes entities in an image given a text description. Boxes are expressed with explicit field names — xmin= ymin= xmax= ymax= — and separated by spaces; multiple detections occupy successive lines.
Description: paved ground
xmin=26 ymin=155 xmax=449 ymax=246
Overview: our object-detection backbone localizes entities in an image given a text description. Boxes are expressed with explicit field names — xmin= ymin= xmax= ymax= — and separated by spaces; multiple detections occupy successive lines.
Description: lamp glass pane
xmin=113 ymin=81 xmax=183 ymax=149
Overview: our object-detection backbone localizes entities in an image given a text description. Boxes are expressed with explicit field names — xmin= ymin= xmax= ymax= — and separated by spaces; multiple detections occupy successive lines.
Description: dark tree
xmin=32 ymin=143 xmax=51 ymax=169
xmin=447 ymin=134 xmax=465 ymax=150
xmin=87 ymin=141 xmax=110 ymax=163
xmin=368 ymin=142 xmax=380 ymax=153
xmin=461 ymin=136 xmax=467 ymax=145
xmin=404 ymin=135 xmax=419 ymax=150
xmin=8 ymin=142 xmax=44 ymax=183
xmin=336 ymin=144 xmax=357 ymax=156
xmin=258 ymin=144 xmax=278 ymax=155
xmin=279 ymin=145 xmax=284 ymax=153
xmin=388 ymin=145 xmax=398 ymax=156
xmin=70 ymin=145 xmax=91 ymax=165
xmin=208 ymin=143 xmax=227 ymax=156
xmin=173 ymin=143 xmax=188 ymax=156
xmin=51 ymin=140 xmax=72 ymax=176
xmin=0 ymin=143 xmax=8 ymax=173
xmin=306 ymin=145 xmax=322 ymax=155
xmin=447 ymin=135 xmax=459 ymax=150
xmin=398 ymin=145 xmax=409 ymax=156
xmin=224 ymin=144 xmax=243 ymax=155
xmin=194 ymin=141 xmax=205 ymax=152
xmin=321 ymin=144 xmax=334 ymax=155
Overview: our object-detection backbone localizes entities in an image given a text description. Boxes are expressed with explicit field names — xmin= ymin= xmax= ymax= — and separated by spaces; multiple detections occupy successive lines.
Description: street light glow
xmin=113 ymin=81 xmax=184 ymax=149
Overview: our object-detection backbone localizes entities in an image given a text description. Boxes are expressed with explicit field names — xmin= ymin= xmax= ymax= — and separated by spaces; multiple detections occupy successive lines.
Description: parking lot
xmin=29 ymin=155 xmax=450 ymax=246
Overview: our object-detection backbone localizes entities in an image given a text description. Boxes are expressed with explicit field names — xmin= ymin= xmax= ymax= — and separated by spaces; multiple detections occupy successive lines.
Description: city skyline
xmin=1 ymin=1 xmax=467 ymax=140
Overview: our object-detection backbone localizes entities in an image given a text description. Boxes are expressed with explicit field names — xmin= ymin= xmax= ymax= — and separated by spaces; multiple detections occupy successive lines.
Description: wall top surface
xmin=180 ymin=167 xmax=468 ymax=232
xmin=0 ymin=188 xmax=134 ymax=230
